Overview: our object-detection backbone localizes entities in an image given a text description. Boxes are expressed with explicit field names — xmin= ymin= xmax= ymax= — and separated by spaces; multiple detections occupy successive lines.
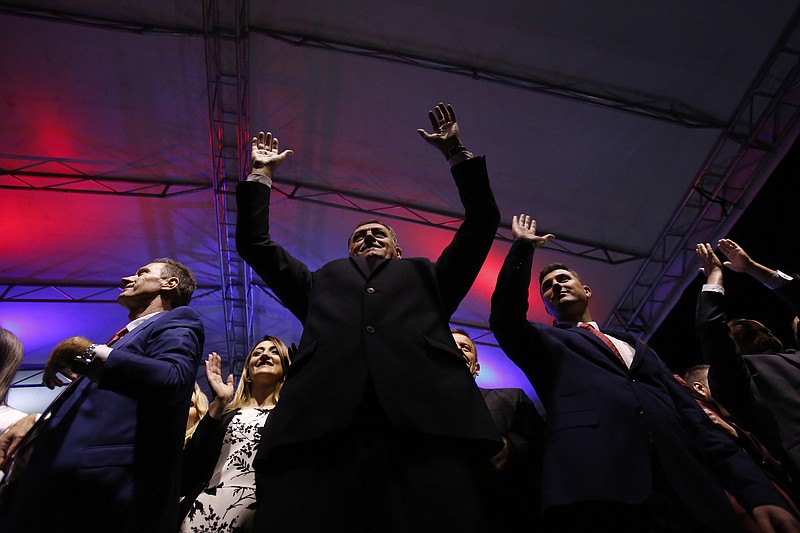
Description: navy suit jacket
xmin=696 ymin=277 xmax=800 ymax=478
xmin=0 ymin=306 xmax=204 ymax=533
xmin=490 ymin=240 xmax=786 ymax=532
xmin=236 ymin=156 xmax=502 ymax=459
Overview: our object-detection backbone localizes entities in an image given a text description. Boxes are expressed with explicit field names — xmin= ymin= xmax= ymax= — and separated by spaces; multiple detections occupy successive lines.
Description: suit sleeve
xmin=490 ymin=240 xmax=549 ymax=377
xmin=773 ymin=276 xmax=800 ymax=315
xmin=695 ymin=289 xmax=758 ymax=429
xmin=435 ymin=156 xmax=501 ymax=317
xmin=98 ymin=306 xmax=204 ymax=401
xmin=235 ymin=180 xmax=312 ymax=323
xmin=503 ymin=390 xmax=544 ymax=467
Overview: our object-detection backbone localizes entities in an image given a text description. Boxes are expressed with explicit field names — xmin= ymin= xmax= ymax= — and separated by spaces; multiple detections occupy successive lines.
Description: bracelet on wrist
xmin=446 ymin=144 xmax=468 ymax=160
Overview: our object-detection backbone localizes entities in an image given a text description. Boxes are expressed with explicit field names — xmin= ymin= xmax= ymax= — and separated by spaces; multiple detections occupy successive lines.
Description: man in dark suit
xmin=490 ymin=214 xmax=799 ymax=533
xmin=0 ymin=258 xmax=204 ymax=533
xmin=696 ymin=239 xmax=800 ymax=482
xmin=452 ymin=328 xmax=545 ymax=532
xmin=236 ymin=103 xmax=501 ymax=532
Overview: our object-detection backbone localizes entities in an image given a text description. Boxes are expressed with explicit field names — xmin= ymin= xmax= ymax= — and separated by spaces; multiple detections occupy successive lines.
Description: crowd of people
xmin=0 ymin=103 xmax=798 ymax=532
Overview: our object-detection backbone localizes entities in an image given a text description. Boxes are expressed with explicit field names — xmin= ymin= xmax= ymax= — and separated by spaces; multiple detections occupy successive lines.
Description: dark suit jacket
xmin=0 ymin=307 xmax=204 ymax=533
xmin=236 ymin=156 xmax=501 ymax=457
xmin=478 ymin=387 xmax=544 ymax=531
xmin=490 ymin=240 xmax=786 ymax=532
xmin=696 ymin=278 xmax=800 ymax=478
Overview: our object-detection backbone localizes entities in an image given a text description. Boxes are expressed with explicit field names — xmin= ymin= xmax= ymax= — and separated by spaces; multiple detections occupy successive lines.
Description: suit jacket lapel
xmin=112 ymin=312 xmax=162 ymax=351
xmin=350 ymin=256 xmax=390 ymax=280
xmin=606 ymin=329 xmax=647 ymax=370
xmin=562 ymin=324 xmax=628 ymax=371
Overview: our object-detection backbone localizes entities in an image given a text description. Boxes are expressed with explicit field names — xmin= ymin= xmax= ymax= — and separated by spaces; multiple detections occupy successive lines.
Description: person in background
xmin=179 ymin=337 xmax=291 ymax=532
xmin=696 ymin=239 xmax=800 ymax=485
xmin=452 ymin=328 xmax=545 ymax=532
xmin=0 ymin=328 xmax=26 ymax=434
xmin=185 ymin=383 xmax=209 ymax=446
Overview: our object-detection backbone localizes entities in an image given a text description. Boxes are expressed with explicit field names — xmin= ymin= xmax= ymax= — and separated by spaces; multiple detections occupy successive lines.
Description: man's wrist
xmin=446 ymin=147 xmax=474 ymax=167
xmin=247 ymin=169 xmax=273 ymax=188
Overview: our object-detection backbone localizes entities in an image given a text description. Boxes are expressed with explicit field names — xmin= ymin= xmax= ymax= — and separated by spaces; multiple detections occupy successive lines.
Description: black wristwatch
xmin=71 ymin=343 xmax=98 ymax=374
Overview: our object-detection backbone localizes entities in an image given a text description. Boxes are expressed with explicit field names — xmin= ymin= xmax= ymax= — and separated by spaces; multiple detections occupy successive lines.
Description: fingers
xmin=445 ymin=104 xmax=457 ymax=124
xmin=512 ymin=213 xmax=534 ymax=230
xmin=426 ymin=110 xmax=439 ymax=132
xmin=426 ymin=102 xmax=457 ymax=132
xmin=43 ymin=364 xmax=75 ymax=389
xmin=252 ymin=131 xmax=282 ymax=152
xmin=205 ymin=352 xmax=223 ymax=379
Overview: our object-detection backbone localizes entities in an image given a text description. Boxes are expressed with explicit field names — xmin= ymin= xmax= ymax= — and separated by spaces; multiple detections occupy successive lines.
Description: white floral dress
xmin=181 ymin=408 xmax=271 ymax=532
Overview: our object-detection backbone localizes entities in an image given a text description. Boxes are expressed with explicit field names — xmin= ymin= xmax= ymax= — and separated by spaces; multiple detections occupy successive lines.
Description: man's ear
xmin=394 ymin=247 xmax=403 ymax=259
xmin=584 ymin=285 xmax=592 ymax=299
xmin=161 ymin=276 xmax=179 ymax=291
xmin=475 ymin=361 xmax=481 ymax=377
xmin=691 ymin=381 xmax=706 ymax=397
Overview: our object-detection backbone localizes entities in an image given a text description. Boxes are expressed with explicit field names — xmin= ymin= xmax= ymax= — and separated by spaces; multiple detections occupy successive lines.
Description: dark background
xmin=651 ymin=135 xmax=800 ymax=374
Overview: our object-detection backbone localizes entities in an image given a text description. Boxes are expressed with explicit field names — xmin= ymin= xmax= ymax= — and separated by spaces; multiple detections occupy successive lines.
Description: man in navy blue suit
xmin=490 ymin=214 xmax=799 ymax=533
xmin=0 ymin=258 xmax=204 ymax=533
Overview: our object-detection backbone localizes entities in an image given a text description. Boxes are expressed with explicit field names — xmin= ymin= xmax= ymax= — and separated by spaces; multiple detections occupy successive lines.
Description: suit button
xmin=365 ymin=326 xmax=375 ymax=334
xmin=636 ymin=407 xmax=644 ymax=415
xmin=366 ymin=287 xmax=375 ymax=294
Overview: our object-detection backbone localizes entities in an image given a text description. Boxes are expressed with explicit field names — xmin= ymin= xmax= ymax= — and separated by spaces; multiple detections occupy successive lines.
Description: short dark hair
xmin=538 ymin=262 xmax=584 ymax=287
xmin=684 ymin=364 xmax=709 ymax=385
xmin=348 ymin=220 xmax=399 ymax=247
xmin=154 ymin=257 xmax=196 ymax=307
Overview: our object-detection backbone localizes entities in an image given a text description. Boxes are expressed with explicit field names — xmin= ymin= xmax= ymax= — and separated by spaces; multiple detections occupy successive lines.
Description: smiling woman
xmin=179 ymin=336 xmax=292 ymax=532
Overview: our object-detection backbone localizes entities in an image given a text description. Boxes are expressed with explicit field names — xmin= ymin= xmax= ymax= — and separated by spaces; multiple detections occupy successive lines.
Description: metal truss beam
xmin=605 ymin=8 xmax=800 ymax=338
xmin=252 ymin=27 xmax=724 ymax=129
xmin=0 ymin=2 xmax=724 ymax=128
xmin=266 ymin=178 xmax=644 ymax=264
xmin=0 ymin=280 xmax=220 ymax=303
xmin=0 ymin=155 xmax=209 ymax=197
xmin=204 ymin=0 xmax=253 ymax=375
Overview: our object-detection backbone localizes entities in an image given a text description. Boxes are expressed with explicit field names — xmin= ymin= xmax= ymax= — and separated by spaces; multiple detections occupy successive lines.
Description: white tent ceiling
xmin=3 ymin=0 xmax=800 ymax=406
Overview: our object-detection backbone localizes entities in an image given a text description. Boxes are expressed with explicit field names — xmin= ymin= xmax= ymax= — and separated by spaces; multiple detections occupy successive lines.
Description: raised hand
xmin=417 ymin=103 xmax=464 ymax=156
xmin=718 ymin=239 xmax=752 ymax=273
xmin=511 ymin=214 xmax=555 ymax=249
xmin=695 ymin=243 xmax=723 ymax=277
xmin=205 ymin=352 xmax=235 ymax=402
xmin=251 ymin=131 xmax=293 ymax=180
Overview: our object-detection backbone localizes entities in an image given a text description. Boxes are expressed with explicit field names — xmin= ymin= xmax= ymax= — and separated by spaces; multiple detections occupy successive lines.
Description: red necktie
xmin=106 ymin=326 xmax=129 ymax=346
xmin=579 ymin=323 xmax=626 ymax=366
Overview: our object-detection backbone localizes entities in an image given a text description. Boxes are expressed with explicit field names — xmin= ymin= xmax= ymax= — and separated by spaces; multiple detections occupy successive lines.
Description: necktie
xmin=579 ymin=323 xmax=626 ymax=366
xmin=106 ymin=326 xmax=129 ymax=346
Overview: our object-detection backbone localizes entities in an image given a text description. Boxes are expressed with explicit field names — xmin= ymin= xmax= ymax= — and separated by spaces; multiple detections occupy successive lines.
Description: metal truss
xmin=267 ymin=178 xmax=645 ymax=264
xmin=0 ymin=155 xmax=209 ymax=197
xmin=204 ymin=0 xmax=254 ymax=375
xmin=605 ymin=8 xmax=800 ymax=337
xmin=252 ymin=27 xmax=724 ymax=129
xmin=0 ymin=280 xmax=220 ymax=303
xmin=0 ymin=3 xmax=724 ymax=128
